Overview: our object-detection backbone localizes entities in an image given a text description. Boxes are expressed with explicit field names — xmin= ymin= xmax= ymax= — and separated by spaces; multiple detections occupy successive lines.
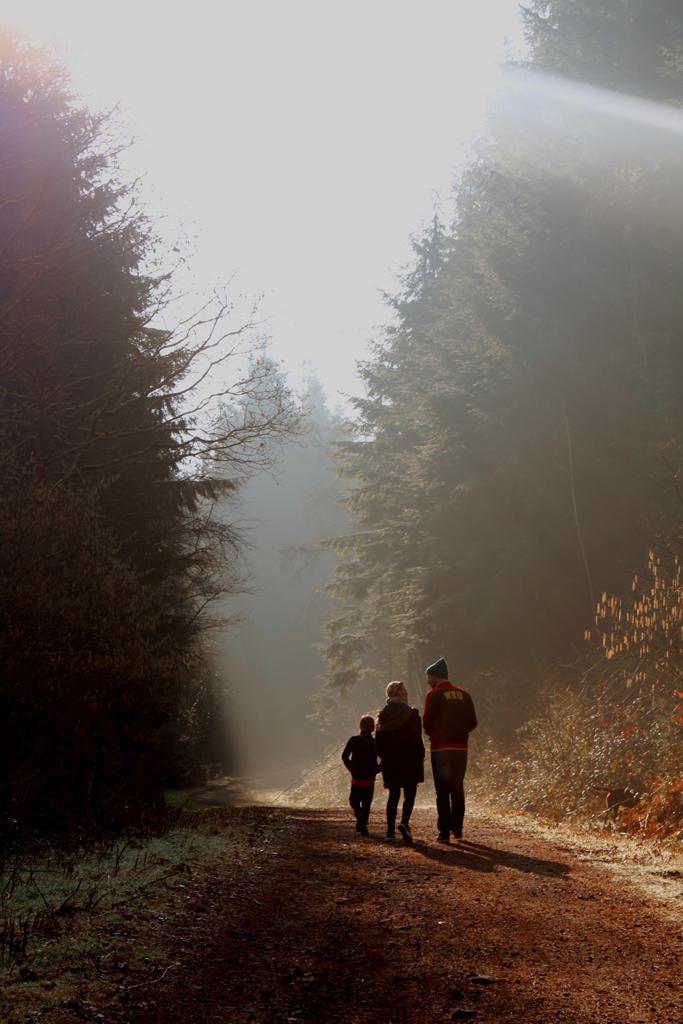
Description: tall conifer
xmin=325 ymin=2 xmax=683 ymax=707
xmin=0 ymin=32 xmax=294 ymax=827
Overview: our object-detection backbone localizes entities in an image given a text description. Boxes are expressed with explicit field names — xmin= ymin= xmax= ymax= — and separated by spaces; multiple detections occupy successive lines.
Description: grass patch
xmin=0 ymin=802 xmax=264 ymax=1023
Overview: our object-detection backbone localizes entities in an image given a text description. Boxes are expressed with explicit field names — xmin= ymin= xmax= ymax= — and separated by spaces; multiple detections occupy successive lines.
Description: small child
xmin=341 ymin=714 xmax=380 ymax=835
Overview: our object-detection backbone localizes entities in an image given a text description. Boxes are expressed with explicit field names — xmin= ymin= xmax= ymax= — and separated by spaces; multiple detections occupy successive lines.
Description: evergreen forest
xmin=1 ymin=7 xmax=683 ymax=1017
xmin=323 ymin=0 xmax=683 ymax=835
xmin=1 ymin=1 xmax=682 ymax=846
xmin=0 ymin=30 xmax=297 ymax=832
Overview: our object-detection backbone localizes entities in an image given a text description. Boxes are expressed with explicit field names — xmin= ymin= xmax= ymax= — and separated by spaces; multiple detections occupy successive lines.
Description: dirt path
xmin=105 ymin=804 xmax=682 ymax=1024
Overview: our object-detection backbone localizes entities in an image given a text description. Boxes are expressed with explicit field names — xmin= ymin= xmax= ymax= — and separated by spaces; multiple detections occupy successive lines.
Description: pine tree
xmin=0 ymin=31 xmax=295 ymax=828
xmin=325 ymin=3 xmax=683 ymax=713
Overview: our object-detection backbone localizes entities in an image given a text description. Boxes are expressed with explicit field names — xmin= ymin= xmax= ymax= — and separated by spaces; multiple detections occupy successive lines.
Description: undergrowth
xmin=470 ymin=685 xmax=683 ymax=844
xmin=0 ymin=802 xmax=232 ymax=969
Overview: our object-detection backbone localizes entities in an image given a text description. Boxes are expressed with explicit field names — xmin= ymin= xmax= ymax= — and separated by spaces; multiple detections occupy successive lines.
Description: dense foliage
xmin=325 ymin=2 xmax=683 ymax=717
xmin=320 ymin=0 xmax=683 ymax=836
xmin=0 ymin=32 xmax=294 ymax=832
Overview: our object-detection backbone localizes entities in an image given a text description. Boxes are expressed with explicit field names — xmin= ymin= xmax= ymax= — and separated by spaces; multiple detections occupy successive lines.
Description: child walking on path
xmin=341 ymin=715 xmax=380 ymax=835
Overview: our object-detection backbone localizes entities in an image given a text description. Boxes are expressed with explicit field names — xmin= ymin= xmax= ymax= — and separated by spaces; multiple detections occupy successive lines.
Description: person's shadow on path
xmin=404 ymin=836 xmax=570 ymax=877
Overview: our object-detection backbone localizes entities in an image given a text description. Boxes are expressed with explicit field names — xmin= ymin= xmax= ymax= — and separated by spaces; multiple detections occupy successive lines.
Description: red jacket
xmin=423 ymin=680 xmax=477 ymax=751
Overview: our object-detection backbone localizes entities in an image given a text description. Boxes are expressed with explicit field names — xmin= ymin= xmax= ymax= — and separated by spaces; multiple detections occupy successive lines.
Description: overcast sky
xmin=4 ymin=1 xmax=523 ymax=407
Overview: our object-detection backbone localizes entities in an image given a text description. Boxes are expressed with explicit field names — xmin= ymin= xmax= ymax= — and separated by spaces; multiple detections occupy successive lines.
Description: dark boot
xmin=398 ymin=822 xmax=413 ymax=844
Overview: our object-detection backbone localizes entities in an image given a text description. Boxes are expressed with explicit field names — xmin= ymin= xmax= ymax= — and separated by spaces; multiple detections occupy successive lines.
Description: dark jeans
xmin=386 ymin=782 xmax=417 ymax=833
xmin=349 ymin=784 xmax=374 ymax=827
xmin=431 ymin=749 xmax=468 ymax=836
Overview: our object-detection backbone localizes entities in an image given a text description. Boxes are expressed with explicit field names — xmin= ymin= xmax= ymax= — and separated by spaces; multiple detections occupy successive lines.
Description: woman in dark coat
xmin=375 ymin=680 xmax=425 ymax=843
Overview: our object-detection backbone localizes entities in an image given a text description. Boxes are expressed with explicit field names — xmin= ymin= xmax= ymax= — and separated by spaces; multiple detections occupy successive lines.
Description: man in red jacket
xmin=423 ymin=656 xmax=477 ymax=843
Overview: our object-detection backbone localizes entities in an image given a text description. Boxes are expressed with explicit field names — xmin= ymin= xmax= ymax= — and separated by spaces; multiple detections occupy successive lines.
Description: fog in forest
xmin=212 ymin=57 xmax=683 ymax=790
xmin=213 ymin=380 xmax=347 ymax=787
xmin=1 ymin=2 xmax=682 ymax=845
